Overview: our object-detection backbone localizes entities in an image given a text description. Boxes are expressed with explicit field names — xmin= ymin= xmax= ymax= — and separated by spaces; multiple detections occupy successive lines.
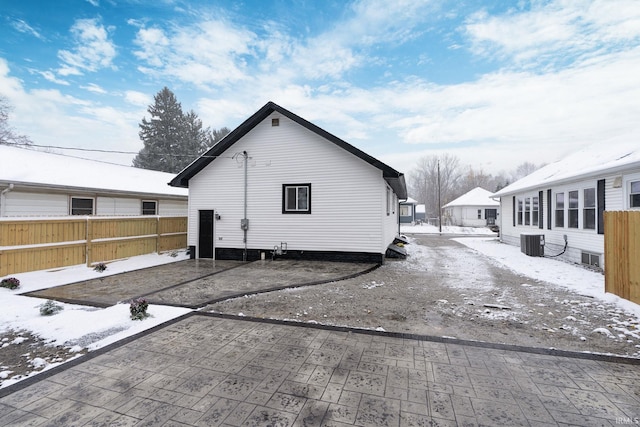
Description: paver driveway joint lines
xmin=190 ymin=262 xmax=381 ymax=309
xmin=200 ymin=312 xmax=640 ymax=366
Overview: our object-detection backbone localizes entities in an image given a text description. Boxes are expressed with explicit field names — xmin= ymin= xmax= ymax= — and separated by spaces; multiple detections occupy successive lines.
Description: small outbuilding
xmin=0 ymin=145 xmax=187 ymax=217
xmin=170 ymin=101 xmax=407 ymax=263
xmin=442 ymin=187 xmax=499 ymax=227
xmin=399 ymin=197 xmax=418 ymax=224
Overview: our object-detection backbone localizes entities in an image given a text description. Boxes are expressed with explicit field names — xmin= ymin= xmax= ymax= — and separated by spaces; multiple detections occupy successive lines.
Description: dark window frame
xmin=282 ymin=184 xmax=311 ymax=214
xmin=70 ymin=197 xmax=94 ymax=215
xmin=142 ymin=200 xmax=158 ymax=215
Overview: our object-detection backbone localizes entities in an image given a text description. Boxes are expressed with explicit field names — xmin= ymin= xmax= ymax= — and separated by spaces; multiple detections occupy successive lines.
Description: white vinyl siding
xmin=0 ymin=191 xmax=186 ymax=217
xmin=187 ymin=113 xmax=395 ymax=256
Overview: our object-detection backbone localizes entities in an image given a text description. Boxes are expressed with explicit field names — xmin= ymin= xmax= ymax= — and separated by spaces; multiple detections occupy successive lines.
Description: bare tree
xmin=408 ymin=154 xmax=461 ymax=218
xmin=511 ymin=161 xmax=542 ymax=182
xmin=0 ymin=96 xmax=31 ymax=146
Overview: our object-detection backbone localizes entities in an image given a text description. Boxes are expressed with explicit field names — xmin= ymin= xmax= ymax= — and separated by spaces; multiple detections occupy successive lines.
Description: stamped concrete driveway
xmin=23 ymin=260 xmax=377 ymax=308
xmin=1 ymin=313 xmax=639 ymax=426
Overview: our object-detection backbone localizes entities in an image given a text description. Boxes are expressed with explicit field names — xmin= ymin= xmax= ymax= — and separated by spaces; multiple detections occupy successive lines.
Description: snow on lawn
xmin=401 ymin=223 xmax=497 ymax=235
xmin=1 ymin=252 xmax=191 ymax=388
xmin=453 ymin=236 xmax=640 ymax=320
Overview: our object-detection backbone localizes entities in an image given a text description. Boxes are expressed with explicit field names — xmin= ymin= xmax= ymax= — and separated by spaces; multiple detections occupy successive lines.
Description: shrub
xmin=39 ymin=300 xmax=64 ymax=316
xmin=130 ymin=298 xmax=149 ymax=320
xmin=0 ymin=277 xmax=20 ymax=290
xmin=93 ymin=262 xmax=107 ymax=272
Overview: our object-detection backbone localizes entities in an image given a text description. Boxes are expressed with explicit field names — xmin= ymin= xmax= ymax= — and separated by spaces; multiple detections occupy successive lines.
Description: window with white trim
xmin=400 ymin=205 xmax=410 ymax=216
xmin=532 ymin=196 xmax=539 ymax=226
xmin=517 ymin=198 xmax=523 ymax=225
xmin=555 ymin=193 xmax=564 ymax=227
xmin=631 ymin=180 xmax=640 ymax=208
xmin=282 ymin=184 xmax=311 ymax=214
xmin=71 ymin=197 xmax=94 ymax=215
xmin=583 ymin=188 xmax=596 ymax=229
xmin=568 ymin=190 xmax=579 ymax=228
xmin=524 ymin=197 xmax=531 ymax=225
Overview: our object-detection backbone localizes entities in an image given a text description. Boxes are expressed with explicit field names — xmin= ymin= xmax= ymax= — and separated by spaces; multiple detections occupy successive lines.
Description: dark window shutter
xmin=547 ymin=189 xmax=552 ymax=230
xmin=512 ymin=196 xmax=516 ymax=227
xmin=597 ymin=179 xmax=605 ymax=235
xmin=538 ymin=190 xmax=544 ymax=229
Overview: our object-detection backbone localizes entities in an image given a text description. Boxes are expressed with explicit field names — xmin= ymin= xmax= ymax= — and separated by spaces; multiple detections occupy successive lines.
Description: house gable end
xmin=169 ymin=102 xmax=407 ymax=198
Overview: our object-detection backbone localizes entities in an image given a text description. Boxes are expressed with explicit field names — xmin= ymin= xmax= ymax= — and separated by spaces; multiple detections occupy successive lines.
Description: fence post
xmin=86 ymin=216 xmax=92 ymax=267
xmin=156 ymin=215 xmax=161 ymax=254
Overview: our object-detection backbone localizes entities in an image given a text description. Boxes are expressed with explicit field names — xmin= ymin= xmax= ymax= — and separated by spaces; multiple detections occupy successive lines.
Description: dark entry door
xmin=485 ymin=208 xmax=497 ymax=225
xmin=198 ymin=210 xmax=214 ymax=258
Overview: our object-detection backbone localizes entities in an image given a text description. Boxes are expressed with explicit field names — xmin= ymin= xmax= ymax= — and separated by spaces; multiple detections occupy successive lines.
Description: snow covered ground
xmin=1 ymin=252 xmax=191 ymax=388
xmin=401 ymin=223 xmax=498 ymax=235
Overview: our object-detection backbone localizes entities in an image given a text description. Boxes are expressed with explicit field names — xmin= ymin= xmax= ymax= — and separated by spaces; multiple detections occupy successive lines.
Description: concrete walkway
xmin=24 ymin=259 xmax=376 ymax=308
xmin=1 ymin=313 xmax=639 ymax=426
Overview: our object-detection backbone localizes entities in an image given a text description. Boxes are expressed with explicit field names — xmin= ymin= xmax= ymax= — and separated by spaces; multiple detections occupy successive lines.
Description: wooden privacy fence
xmin=604 ymin=211 xmax=640 ymax=304
xmin=0 ymin=216 xmax=187 ymax=277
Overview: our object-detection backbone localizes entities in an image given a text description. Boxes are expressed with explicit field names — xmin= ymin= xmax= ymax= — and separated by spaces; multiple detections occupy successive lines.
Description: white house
xmin=0 ymin=145 xmax=188 ymax=217
xmin=170 ymin=102 xmax=407 ymax=263
xmin=492 ymin=141 xmax=640 ymax=269
xmin=442 ymin=187 xmax=500 ymax=227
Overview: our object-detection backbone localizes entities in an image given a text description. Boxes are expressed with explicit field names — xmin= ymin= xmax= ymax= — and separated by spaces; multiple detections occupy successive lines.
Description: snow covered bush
xmin=130 ymin=298 xmax=149 ymax=320
xmin=93 ymin=262 xmax=107 ymax=272
xmin=39 ymin=300 xmax=64 ymax=316
xmin=0 ymin=277 xmax=20 ymax=290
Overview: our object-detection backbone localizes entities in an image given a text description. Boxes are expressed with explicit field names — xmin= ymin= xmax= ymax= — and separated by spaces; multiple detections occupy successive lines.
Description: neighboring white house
xmin=492 ymin=141 xmax=640 ymax=269
xmin=399 ymin=197 xmax=418 ymax=224
xmin=0 ymin=145 xmax=188 ymax=217
xmin=170 ymin=101 xmax=407 ymax=263
xmin=442 ymin=187 xmax=500 ymax=227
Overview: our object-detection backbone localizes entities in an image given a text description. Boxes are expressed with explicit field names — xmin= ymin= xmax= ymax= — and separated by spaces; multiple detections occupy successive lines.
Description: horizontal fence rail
xmin=0 ymin=216 xmax=187 ymax=277
xmin=604 ymin=211 xmax=640 ymax=305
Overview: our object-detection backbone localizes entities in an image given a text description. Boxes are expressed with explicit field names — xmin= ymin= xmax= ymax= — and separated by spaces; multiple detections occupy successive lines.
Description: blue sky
xmin=1 ymin=0 xmax=639 ymax=178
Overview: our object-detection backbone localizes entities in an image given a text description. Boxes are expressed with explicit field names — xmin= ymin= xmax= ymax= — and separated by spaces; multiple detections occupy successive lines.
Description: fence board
xmin=0 ymin=216 xmax=186 ymax=277
xmin=604 ymin=211 xmax=640 ymax=304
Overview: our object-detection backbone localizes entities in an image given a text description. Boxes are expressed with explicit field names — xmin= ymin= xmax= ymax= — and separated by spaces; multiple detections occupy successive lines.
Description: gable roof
xmin=443 ymin=187 xmax=499 ymax=208
xmin=493 ymin=140 xmax=640 ymax=197
xmin=169 ymin=101 xmax=407 ymax=199
xmin=0 ymin=145 xmax=187 ymax=198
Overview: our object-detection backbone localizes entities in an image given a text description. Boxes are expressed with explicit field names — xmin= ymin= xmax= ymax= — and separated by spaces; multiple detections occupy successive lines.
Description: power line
xmin=6 ymin=142 xmax=231 ymax=158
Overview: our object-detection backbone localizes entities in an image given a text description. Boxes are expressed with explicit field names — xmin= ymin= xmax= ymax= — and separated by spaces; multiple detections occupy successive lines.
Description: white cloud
xmin=81 ymin=83 xmax=107 ymax=94
xmin=38 ymin=70 xmax=70 ymax=85
xmin=10 ymin=19 xmax=44 ymax=40
xmin=464 ymin=0 xmax=640 ymax=66
xmin=57 ymin=18 xmax=117 ymax=75
xmin=124 ymin=90 xmax=151 ymax=107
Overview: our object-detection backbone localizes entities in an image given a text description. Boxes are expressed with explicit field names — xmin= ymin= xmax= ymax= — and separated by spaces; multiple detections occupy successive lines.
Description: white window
xmin=517 ymin=198 xmax=523 ymax=225
xmin=568 ymin=190 xmax=579 ymax=228
xmin=70 ymin=197 xmax=94 ymax=215
xmin=283 ymin=184 xmax=311 ymax=213
xmin=631 ymin=180 xmax=640 ymax=208
xmin=555 ymin=193 xmax=564 ymax=228
xmin=532 ymin=196 xmax=539 ymax=226
xmin=400 ymin=205 xmax=411 ymax=216
xmin=583 ymin=188 xmax=596 ymax=229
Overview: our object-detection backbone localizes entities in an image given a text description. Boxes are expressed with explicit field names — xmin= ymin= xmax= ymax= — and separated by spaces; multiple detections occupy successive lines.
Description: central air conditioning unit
xmin=520 ymin=234 xmax=545 ymax=257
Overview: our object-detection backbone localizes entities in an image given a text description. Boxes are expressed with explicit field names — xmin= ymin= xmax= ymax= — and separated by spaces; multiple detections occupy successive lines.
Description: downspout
xmin=1 ymin=184 xmax=15 ymax=217
xmin=243 ymin=151 xmax=248 ymax=261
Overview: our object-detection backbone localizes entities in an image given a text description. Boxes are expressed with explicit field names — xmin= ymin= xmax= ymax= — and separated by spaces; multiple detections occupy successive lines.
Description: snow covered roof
xmin=0 ymin=145 xmax=187 ymax=198
xmin=170 ymin=101 xmax=407 ymax=199
xmin=401 ymin=197 xmax=418 ymax=204
xmin=493 ymin=140 xmax=640 ymax=197
xmin=443 ymin=187 xmax=499 ymax=208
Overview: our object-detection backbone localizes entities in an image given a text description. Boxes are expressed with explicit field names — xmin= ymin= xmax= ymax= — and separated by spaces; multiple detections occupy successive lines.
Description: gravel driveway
xmin=205 ymin=234 xmax=640 ymax=358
